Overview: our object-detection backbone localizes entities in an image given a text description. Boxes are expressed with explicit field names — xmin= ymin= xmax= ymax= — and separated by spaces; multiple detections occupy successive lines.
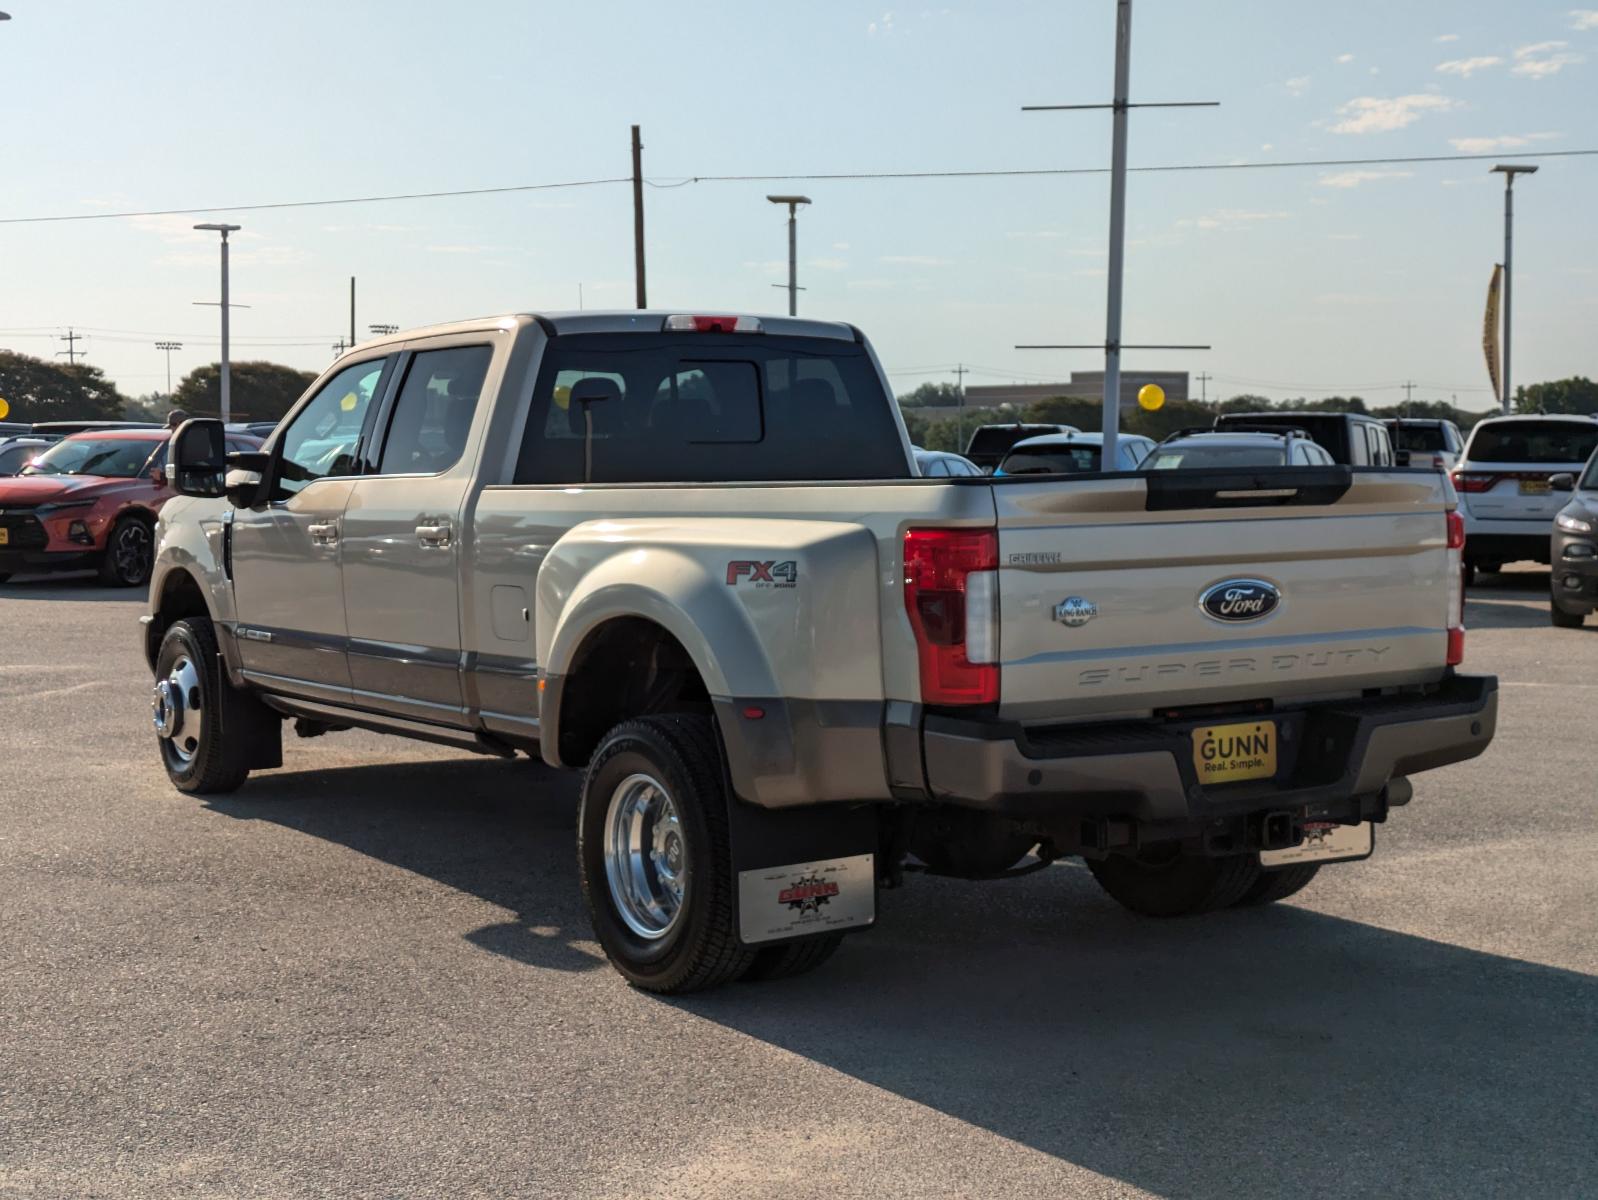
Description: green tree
xmin=897 ymin=381 xmax=963 ymax=408
xmin=173 ymin=361 xmax=318 ymax=422
xmin=1215 ymin=394 xmax=1274 ymax=414
xmin=1514 ymin=376 xmax=1598 ymax=416
xmin=0 ymin=350 xmax=127 ymax=422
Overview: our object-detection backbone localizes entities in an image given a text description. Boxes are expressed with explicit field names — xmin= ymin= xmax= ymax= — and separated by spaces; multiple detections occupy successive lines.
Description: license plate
xmin=1191 ymin=719 xmax=1276 ymax=784
xmin=1260 ymin=821 xmax=1374 ymax=867
xmin=0 ymin=527 xmax=8 ymax=546
xmin=1520 ymin=479 xmax=1550 ymax=495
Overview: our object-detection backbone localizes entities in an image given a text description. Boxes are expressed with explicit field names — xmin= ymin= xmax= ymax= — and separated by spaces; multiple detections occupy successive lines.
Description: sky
xmin=1 ymin=0 xmax=1594 ymax=412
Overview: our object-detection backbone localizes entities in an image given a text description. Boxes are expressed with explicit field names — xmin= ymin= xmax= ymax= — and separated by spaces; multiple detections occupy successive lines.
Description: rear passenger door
xmin=340 ymin=340 xmax=496 ymax=722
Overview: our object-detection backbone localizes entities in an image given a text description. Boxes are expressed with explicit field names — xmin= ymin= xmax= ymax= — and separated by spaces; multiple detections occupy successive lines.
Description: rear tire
xmin=578 ymin=714 xmax=755 ymax=994
xmin=153 ymin=617 xmax=274 ymax=794
xmin=1235 ymin=863 xmax=1321 ymax=906
xmin=98 ymin=514 xmax=154 ymax=587
xmin=1086 ymin=845 xmax=1260 ymax=917
xmin=742 ymin=934 xmax=843 ymax=983
xmin=1551 ymin=602 xmax=1586 ymax=628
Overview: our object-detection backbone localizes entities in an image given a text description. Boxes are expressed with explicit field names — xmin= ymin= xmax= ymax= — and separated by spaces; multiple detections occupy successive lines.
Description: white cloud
xmin=1447 ymin=131 xmax=1561 ymax=153
xmin=1285 ymin=75 xmax=1311 ymax=95
xmin=1573 ymin=10 xmax=1598 ymax=31
xmin=1326 ymin=93 xmax=1457 ymax=134
xmin=807 ymin=257 xmax=849 ymax=271
xmin=1437 ymin=55 xmax=1502 ymax=77
xmin=1512 ymin=41 xmax=1583 ymax=77
xmin=845 ymin=279 xmax=895 ymax=291
xmin=1336 ymin=53 xmax=1355 ymax=63
xmin=1176 ymin=209 xmax=1289 ymax=231
xmin=880 ymin=254 xmax=951 ymax=266
xmin=1435 ymin=33 xmax=1460 ymax=43
xmin=741 ymin=259 xmax=786 ymax=273
xmin=1261 ymin=143 xmax=1274 ymax=152
xmin=832 ymin=241 xmax=850 ymax=251
xmin=1318 ymin=168 xmax=1415 ymax=188
xmin=867 ymin=10 xmax=895 ymax=34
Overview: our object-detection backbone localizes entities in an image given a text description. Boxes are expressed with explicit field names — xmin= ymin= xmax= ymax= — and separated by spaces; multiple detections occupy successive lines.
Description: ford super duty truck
xmin=145 ymin=311 xmax=1496 ymax=993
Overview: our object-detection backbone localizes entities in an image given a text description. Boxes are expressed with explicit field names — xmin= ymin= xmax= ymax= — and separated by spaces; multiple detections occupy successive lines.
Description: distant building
xmin=962 ymin=370 xmax=1189 ymax=411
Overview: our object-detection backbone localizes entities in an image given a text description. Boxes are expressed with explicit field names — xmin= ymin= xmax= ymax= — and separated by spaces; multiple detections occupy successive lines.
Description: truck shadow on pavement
xmin=205 ymin=758 xmax=605 ymax=977
xmin=205 ymin=757 xmax=1596 ymax=1198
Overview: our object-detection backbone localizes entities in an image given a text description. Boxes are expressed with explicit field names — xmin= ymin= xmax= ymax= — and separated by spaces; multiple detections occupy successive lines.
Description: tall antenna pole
xmin=56 ymin=328 xmax=85 ymax=365
xmin=632 ymin=125 xmax=647 ymax=309
xmin=1100 ymin=0 xmax=1134 ymax=474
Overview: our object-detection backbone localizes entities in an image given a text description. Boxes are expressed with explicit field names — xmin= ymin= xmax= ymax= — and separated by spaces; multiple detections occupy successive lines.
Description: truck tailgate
xmin=991 ymin=469 xmax=1455 ymax=720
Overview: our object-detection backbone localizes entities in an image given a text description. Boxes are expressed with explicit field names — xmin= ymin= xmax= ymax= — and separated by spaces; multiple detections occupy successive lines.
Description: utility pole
xmin=1402 ymin=381 xmax=1416 ymax=405
xmin=56 ymin=328 xmax=85 ymax=365
xmin=952 ymin=364 xmax=969 ymax=450
xmin=368 ymin=323 xmax=398 ymax=338
xmin=331 ymin=338 xmax=347 ymax=359
xmin=349 ymin=277 xmax=356 ymax=348
xmin=1491 ymin=163 xmax=1537 ymax=414
xmin=766 ymin=195 xmax=812 ymax=316
xmin=632 ymin=125 xmax=647 ymax=309
xmin=155 ymin=341 xmax=182 ymax=397
xmin=194 ymin=223 xmax=242 ymax=422
xmin=1017 ymin=0 xmax=1214 ymax=472
xmin=1196 ymin=371 xmax=1212 ymax=406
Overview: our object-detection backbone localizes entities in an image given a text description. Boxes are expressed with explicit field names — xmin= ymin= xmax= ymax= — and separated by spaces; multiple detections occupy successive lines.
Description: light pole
xmin=154 ymin=341 xmax=182 ymax=399
xmin=1491 ymin=164 xmax=1536 ymax=414
xmin=766 ymin=195 xmax=811 ymax=316
xmin=194 ymin=223 xmax=242 ymax=421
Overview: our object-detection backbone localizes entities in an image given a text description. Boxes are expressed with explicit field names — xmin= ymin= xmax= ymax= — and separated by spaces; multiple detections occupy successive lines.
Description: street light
xmin=766 ymin=195 xmax=811 ymax=316
xmin=194 ymin=223 xmax=242 ymax=422
xmin=154 ymin=341 xmax=182 ymax=399
xmin=1490 ymin=164 xmax=1537 ymax=414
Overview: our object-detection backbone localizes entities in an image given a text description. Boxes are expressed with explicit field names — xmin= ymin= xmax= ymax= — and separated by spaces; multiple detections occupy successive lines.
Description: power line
xmin=1 ymin=150 xmax=1593 ymax=226
xmin=56 ymin=328 xmax=85 ymax=364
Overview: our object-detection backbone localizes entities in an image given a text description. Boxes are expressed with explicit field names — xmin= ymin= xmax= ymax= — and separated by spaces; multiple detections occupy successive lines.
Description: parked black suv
xmin=1215 ymin=411 xmax=1396 ymax=467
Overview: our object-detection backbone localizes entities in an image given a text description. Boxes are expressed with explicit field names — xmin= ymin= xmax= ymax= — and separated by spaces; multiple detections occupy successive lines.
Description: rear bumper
xmin=920 ymin=674 xmax=1497 ymax=830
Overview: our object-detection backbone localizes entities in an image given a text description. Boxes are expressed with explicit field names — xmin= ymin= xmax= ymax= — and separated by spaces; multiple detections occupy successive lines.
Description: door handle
xmin=308 ymin=521 xmax=339 ymax=545
xmin=416 ymin=522 xmax=452 ymax=548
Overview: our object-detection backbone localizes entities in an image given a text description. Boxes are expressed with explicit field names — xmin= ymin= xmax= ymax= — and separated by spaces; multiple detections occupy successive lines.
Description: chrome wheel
xmin=152 ymin=654 xmax=204 ymax=764
xmin=111 ymin=520 xmax=152 ymax=584
xmin=603 ymin=772 xmax=688 ymax=939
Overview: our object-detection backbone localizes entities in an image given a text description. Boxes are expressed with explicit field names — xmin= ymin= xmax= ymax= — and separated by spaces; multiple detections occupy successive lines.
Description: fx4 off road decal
xmin=737 ymin=854 xmax=874 ymax=944
xmin=726 ymin=560 xmax=798 ymax=588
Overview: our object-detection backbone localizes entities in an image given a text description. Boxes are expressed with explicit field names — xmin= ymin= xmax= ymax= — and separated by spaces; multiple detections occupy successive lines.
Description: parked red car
xmin=0 ymin=428 xmax=260 ymax=586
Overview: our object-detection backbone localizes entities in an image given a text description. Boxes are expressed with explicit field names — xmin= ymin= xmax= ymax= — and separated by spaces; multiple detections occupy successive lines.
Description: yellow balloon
xmin=339 ymin=392 xmax=359 ymax=413
xmin=553 ymin=384 xmax=572 ymax=411
xmin=0 ymin=398 xmax=9 ymax=420
xmin=1137 ymin=383 xmax=1166 ymax=412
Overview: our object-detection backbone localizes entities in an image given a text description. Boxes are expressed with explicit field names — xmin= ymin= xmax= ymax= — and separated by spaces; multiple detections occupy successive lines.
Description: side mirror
xmin=1550 ymin=473 xmax=1576 ymax=493
xmin=169 ymin=419 xmax=228 ymax=498
xmin=568 ymin=376 xmax=622 ymax=483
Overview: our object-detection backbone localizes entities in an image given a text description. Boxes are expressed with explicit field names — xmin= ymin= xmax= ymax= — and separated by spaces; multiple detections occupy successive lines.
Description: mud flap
xmin=726 ymin=798 xmax=877 ymax=947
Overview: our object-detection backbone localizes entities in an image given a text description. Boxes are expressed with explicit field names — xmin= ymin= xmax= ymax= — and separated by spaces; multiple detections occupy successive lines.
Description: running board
xmin=259 ymin=695 xmax=518 ymax=759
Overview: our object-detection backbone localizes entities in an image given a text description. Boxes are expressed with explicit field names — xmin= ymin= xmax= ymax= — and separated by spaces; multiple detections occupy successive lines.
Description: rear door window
xmin=515 ymin=334 xmax=905 ymax=483
xmin=377 ymin=345 xmax=492 ymax=475
xmin=1467 ymin=420 xmax=1598 ymax=464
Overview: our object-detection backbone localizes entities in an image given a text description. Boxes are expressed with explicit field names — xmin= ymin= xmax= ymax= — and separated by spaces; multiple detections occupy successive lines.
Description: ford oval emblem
xmin=1199 ymin=579 xmax=1280 ymax=623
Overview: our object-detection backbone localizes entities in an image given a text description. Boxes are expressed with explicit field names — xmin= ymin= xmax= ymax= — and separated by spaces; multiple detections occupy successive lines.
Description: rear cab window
xmin=1466 ymin=420 xmax=1598 ymax=464
xmin=514 ymin=334 xmax=906 ymax=483
xmin=1000 ymin=446 xmax=1100 ymax=474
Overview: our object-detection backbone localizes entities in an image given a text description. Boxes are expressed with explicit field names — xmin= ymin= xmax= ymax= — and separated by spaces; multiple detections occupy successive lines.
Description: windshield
xmin=1389 ymin=424 xmax=1448 ymax=452
xmin=1145 ymin=445 xmax=1287 ymax=469
xmin=999 ymin=446 xmax=1100 ymax=474
xmin=21 ymin=437 xmax=162 ymax=478
xmin=1468 ymin=421 xmax=1598 ymax=465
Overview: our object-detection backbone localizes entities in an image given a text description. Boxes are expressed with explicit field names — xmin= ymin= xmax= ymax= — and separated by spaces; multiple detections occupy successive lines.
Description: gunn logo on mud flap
xmin=726 ymin=560 xmax=798 ymax=588
xmin=778 ymin=875 xmax=839 ymax=914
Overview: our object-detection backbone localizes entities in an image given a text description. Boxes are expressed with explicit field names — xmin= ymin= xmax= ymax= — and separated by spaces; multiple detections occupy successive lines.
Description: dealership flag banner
xmin=1483 ymin=263 xmax=1502 ymax=399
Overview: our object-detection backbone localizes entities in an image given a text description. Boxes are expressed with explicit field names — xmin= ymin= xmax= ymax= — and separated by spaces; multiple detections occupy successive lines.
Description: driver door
xmin=229 ymin=356 xmax=394 ymax=702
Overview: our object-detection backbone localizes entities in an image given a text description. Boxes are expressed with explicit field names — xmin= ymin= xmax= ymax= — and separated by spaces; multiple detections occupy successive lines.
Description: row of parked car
xmin=918 ymin=409 xmax=1598 ymax=629
xmin=0 ymin=419 xmax=269 ymax=586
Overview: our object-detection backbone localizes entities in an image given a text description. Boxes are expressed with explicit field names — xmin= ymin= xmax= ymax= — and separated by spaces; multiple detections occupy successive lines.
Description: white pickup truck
xmin=146 ymin=311 xmax=1496 ymax=992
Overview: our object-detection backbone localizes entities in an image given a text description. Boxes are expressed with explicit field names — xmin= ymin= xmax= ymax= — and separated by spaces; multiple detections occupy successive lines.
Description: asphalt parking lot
xmin=2 ymin=569 xmax=1595 ymax=1200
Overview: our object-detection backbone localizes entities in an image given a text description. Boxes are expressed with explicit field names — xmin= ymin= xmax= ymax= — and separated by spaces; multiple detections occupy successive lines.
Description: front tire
xmin=1551 ymin=601 xmax=1586 ymax=629
xmin=99 ymin=515 xmax=154 ymax=587
xmin=153 ymin=618 xmax=269 ymax=794
xmin=578 ymin=715 xmax=755 ymax=994
xmin=1086 ymin=845 xmax=1260 ymax=917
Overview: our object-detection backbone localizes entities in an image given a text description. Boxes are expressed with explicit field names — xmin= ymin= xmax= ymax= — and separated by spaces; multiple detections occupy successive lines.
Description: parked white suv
xmin=1453 ymin=415 xmax=1598 ymax=583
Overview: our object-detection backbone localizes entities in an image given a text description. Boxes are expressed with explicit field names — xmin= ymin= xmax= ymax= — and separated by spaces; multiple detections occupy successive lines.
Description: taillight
xmin=661 ymin=314 xmax=763 ymax=333
xmin=903 ymin=528 xmax=999 ymax=705
xmin=1446 ymin=509 xmax=1465 ymax=665
xmin=1451 ymin=472 xmax=1496 ymax=494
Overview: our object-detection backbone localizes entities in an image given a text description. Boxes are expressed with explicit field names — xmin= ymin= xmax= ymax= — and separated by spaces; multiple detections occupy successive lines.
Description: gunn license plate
xmin=1520 ymin=479 xmax=1551 ymax=495
xmin=1260 ymin=821 xmax=1374 ymax=868
xmin=1192 ymin=719 xmax=1277 ymax=784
